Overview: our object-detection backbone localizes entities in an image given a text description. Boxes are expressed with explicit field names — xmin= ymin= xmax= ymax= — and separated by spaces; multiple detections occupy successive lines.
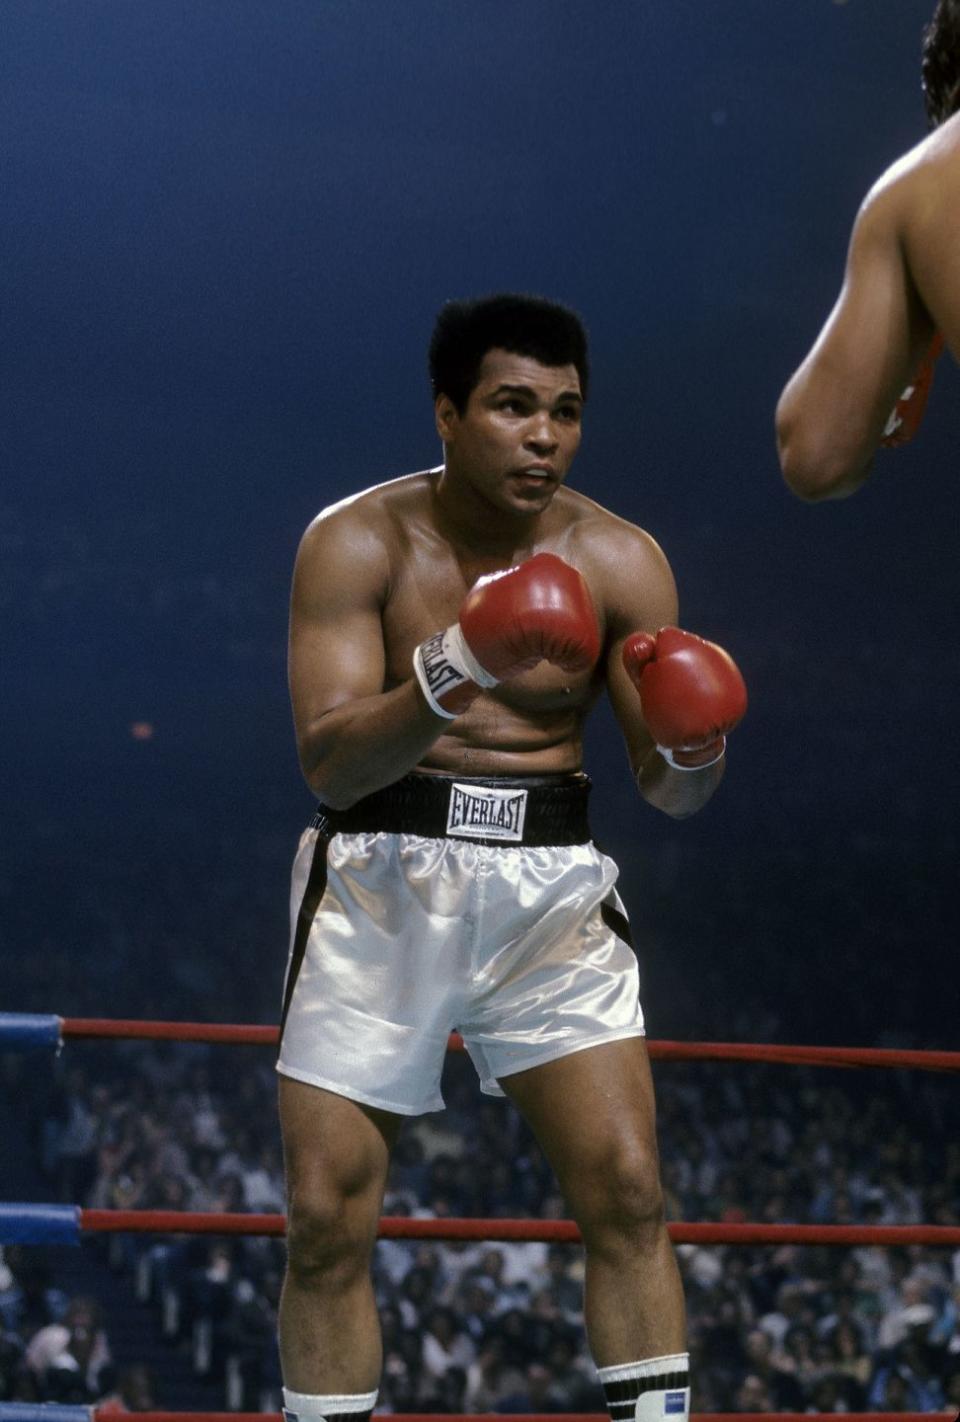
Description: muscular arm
xmin=596 ymin=527 xmax=725 ymax=819
xmin=776 ymin=120 xmax=960 ymax=504
xmin=288 ymin=511 xmax=446 ymax=809
xmin=775 ymin=177 xmax=937 ymax=501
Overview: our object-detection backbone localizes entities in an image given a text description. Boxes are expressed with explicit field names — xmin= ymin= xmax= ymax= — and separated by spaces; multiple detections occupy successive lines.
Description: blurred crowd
xmin=3 ymin=534 xmax=959 ymax=1416
xmin=1 ymin=1040 xmax=958 ymax=1414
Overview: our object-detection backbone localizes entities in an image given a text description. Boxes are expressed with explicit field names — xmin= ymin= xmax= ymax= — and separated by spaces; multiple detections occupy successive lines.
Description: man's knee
xmin=570 ymin=1140 xmax=667 ymax=1245
xmin=279 ymin=1082 xmax=396 ymax=1293
xmin=285 ymin=1185 xmax=377 ymax=1288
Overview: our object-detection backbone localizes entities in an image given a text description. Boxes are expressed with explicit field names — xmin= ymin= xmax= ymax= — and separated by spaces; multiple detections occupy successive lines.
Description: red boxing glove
xmin=415 ymin=552 xmax=600 ymax=719
xmin=881 ymin=332 xmax=945 ymax=447
xmin=623 ymin=626 xmax=747 ymax=770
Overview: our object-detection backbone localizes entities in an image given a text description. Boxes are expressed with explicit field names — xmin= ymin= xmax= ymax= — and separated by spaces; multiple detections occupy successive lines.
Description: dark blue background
xmin=3 ymin=1 xmax=957 ymax=1044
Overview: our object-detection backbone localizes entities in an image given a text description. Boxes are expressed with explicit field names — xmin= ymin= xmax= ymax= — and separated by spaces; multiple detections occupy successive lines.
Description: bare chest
xmin=381 ymin=543 xmax=602 ymax=709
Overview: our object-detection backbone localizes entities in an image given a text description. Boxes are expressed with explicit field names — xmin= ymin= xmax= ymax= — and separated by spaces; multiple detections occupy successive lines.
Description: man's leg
xmin=278 ymin=1075 xmax=403 ymax=1417
xmin=500 ymin=1037 xmax=688 ymax=1419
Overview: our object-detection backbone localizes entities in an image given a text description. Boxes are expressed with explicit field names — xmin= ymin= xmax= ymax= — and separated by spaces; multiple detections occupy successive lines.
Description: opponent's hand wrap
xmin=413 ymin=623 xmax=498 ymax=720
xmin=881 ymin=333 xmax=945 ymax=447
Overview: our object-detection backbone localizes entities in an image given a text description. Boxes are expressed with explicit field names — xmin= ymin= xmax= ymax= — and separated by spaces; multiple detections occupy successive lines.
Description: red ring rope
xmin=86 ymin=1412 xmax=955 ymax=1422
xmin=58 ymin=1018 xmax=960 ymax=1071
xmin=77 ymin=1210 xmax=960 ymax=1246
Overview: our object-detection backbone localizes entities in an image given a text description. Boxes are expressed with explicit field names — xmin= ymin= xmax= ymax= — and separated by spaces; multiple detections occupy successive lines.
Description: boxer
xmin=278 ymin=293 xmax=746 ymax=1422
xmin=776 ymin=0 xmax=960 ymax=500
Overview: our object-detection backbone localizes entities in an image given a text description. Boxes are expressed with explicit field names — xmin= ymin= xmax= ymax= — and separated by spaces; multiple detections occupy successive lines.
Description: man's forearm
xmin=298 ymin=679 xmax=459 ymax=809
xmin=636 ymin=748 xmax=725 ymax=819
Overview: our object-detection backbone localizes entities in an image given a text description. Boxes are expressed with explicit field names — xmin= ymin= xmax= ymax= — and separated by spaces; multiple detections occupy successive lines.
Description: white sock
xmin=598 ymin=1352 xmax=690 ymax=1422
xmin=282 ymin=1388 xmax=378 ymax=1422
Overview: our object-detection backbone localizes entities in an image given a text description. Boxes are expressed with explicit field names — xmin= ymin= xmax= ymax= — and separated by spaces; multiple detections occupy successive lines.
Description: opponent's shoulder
xmin=853 ymin=122 xmax=960 ymax=336
xmin=892 ymin=110 xmax=960 ymax=182
xmin=860 ymin=117 xmax=960 ymax=230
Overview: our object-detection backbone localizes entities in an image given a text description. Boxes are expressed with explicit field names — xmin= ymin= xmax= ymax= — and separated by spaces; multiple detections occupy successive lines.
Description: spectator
xmin=0 ymin=1330 xmax=25 ymax=1402
xmin=497 ymin=1361 xmax=569 ymax=1414
xmin=741 ymin=1327 xmax=804 ymax=1410
xmin=825 ymin=1319 xmax=871 ymax=1406
xmin=25 ymin=1297 xmax=112 ymax=1403
xmin=420 ymin=1305 xmax=475 ymax=1387
xmin=98 ymin=1363 xmax=157 ymax=1412
xmin=464 ymin=1336 xmax=523 ymax=1413
xmin=733 ymin=1372 xmax=776 ymax=1413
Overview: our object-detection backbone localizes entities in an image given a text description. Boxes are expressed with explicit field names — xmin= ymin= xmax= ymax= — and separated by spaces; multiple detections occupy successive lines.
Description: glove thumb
xmin=622 ymin=631 xmax=657 ymax=692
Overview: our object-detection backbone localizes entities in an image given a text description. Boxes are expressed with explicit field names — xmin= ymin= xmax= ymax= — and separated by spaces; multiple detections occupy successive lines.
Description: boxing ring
xmin=1 ymin=1011 xmax=958 ymax=1422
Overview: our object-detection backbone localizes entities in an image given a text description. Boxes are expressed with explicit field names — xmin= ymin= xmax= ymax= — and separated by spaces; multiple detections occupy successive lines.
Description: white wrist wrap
xmin=414 ymin=623 xmax=498 ymax=719
xmin=658 ymin=737 xmax=726 ymax=771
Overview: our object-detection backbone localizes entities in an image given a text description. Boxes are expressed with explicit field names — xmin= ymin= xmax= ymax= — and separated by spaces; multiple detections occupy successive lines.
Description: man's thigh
xmin=498 ymin=1037 xmax=661 ymax=1199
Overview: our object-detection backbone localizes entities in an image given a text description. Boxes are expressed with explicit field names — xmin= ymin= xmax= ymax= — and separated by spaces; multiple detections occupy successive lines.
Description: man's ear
xmin=435 ymin=393 xmax=460 ymax=442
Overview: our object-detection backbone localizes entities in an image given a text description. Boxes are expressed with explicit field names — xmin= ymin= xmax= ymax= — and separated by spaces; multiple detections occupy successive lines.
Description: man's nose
xmin=524 ymin=413 xmax=559 ymax=451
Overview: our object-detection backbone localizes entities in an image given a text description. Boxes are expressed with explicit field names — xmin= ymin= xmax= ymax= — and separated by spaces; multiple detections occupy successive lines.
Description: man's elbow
xmin=776 ymin=419 xmax=867 ymax=502
xmin=779 ymin=449 xmax=845 ymax=502
xmin=303 ymin=762 xmax=365 ymax=811
xmin=298 ymin=743 xmax=359 ymax=811
xmin=307 ymin=779 xmax=358 ymax=811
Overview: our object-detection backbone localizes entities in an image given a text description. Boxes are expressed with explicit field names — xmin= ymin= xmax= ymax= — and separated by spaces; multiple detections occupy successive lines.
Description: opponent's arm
xmin=289 ymin=511 xmax=449 ymax=809
xmin=775 ymin=179 xmax=938 ymax=501
xmin=601 ymin=530 xmax=743 ymax=818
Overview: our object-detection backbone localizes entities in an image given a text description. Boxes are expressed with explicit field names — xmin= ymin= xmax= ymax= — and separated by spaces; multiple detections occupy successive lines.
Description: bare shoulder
xmin=557 ymin=489 xmax=678 ymax=635
xmin=293 ymin=469 xmax=436 ymax=610
xmin=299 ymin=468 xmax=435 ymax=556
xmin=881 ymin=111 xmax=960 ymax=182
xmin=862 ymin=115 xmax=960 ymax=341
xmin=860 ymin=115 xmax=960 ymax=231
xmin=297 ymin=470 xmax=435 ymax=564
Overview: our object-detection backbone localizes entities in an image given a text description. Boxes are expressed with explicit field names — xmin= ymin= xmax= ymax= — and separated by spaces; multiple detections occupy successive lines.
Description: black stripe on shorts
xmin=601 ymin=898 xmax=633 ymax=948
xmin=279 ymin=826 xmax=330 ymax=1045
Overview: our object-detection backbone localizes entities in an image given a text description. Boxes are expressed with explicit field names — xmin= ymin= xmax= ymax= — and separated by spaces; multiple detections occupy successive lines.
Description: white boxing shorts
xmin=277 ymin=772 xmax=644 ymax=1115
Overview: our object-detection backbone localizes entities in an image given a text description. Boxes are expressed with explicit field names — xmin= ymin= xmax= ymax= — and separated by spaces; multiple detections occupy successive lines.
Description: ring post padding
xmin=0 ymin=1407 xmax=91 ymax=1422
xmin=0 ymin=1204 xmax=81 ymax=1246
xmin=0 ymin=1014 xmax=62 ymax=1051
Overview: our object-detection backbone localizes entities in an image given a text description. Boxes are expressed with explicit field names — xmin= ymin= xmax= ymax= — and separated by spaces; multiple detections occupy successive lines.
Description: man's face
xmin=436 ymin=348 xmax=583 ymax=517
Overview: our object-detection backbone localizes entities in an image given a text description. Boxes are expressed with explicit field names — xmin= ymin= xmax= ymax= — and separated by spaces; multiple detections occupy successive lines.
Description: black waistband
xmin=313 ymin=772 xmax=592 ymax=847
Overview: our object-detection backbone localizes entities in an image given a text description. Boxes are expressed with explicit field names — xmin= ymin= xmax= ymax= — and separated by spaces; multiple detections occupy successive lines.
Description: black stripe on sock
xmin=602 ymin=1369 xmax=690 ymax=1406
